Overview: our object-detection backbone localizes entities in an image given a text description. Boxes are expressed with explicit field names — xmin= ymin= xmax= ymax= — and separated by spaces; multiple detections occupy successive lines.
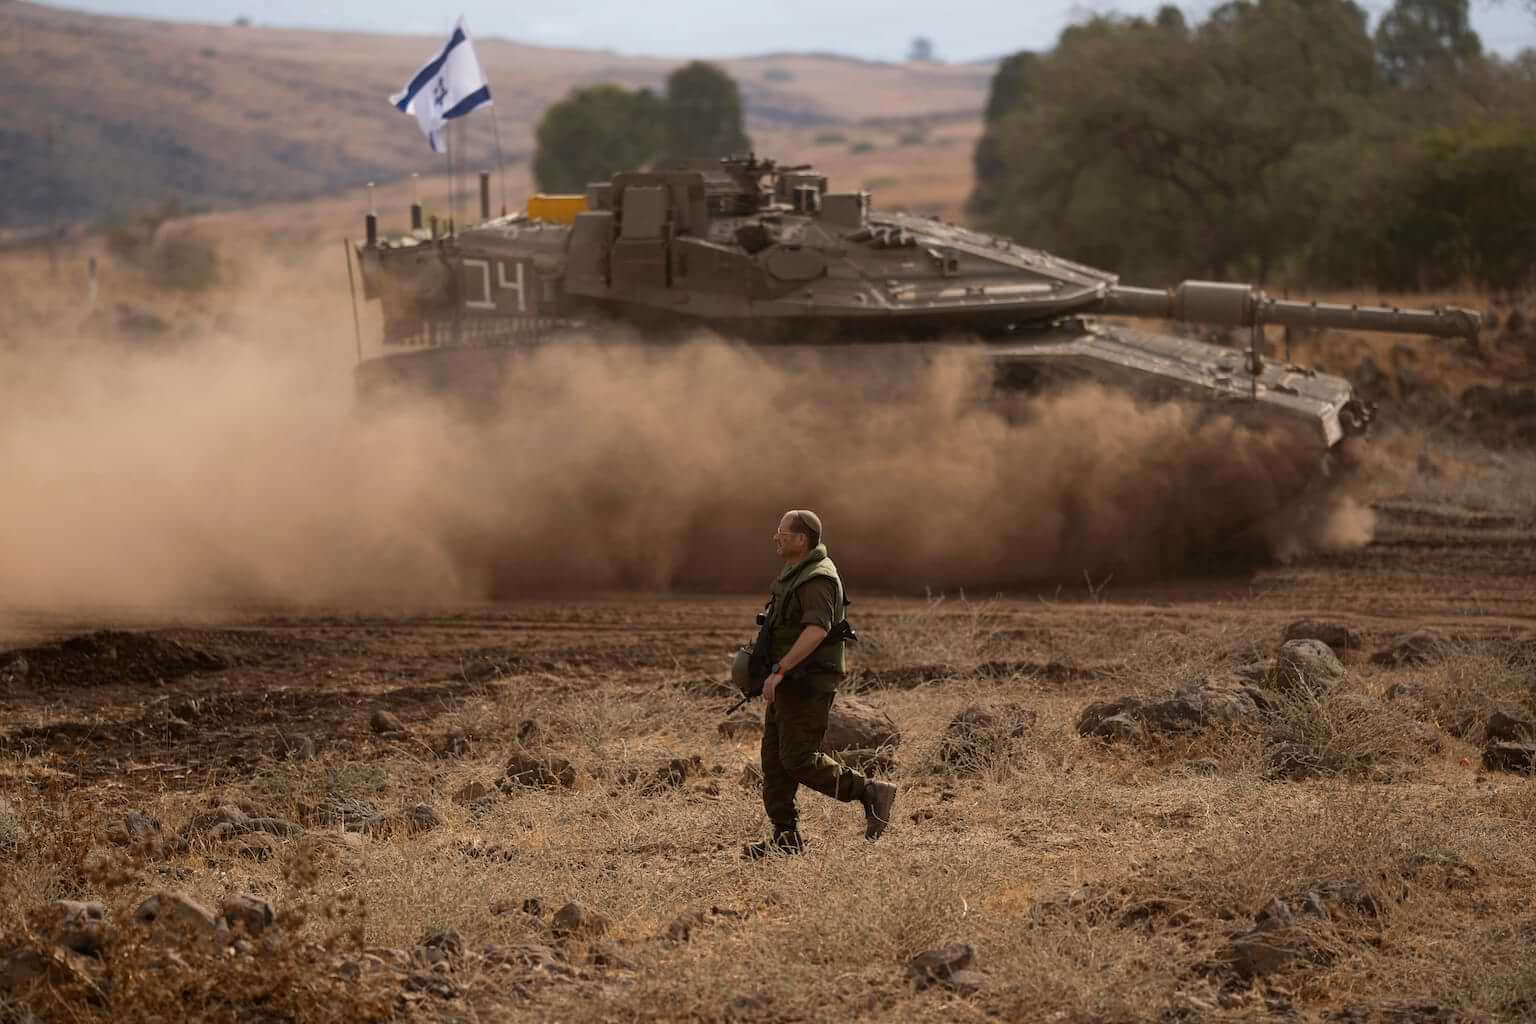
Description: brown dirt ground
xmin=1 ymin=488 xmax=1534 ymax=1022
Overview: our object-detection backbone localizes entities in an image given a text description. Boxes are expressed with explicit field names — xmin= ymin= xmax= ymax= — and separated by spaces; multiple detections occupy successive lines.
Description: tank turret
xmin=350 ymin=154 xmax=1488 ymax=448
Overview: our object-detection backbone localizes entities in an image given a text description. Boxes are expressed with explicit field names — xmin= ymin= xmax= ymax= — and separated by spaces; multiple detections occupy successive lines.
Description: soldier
xmin=744 ymin=509 xmax=897 ymax=859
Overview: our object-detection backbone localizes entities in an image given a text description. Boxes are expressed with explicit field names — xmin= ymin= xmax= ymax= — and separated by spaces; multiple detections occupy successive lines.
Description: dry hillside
xmin=0 ymin=1 xmax=990 ymax=231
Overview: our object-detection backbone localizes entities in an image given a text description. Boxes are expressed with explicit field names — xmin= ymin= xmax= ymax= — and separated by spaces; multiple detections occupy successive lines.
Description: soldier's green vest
xmin=767 ymin=544 xmax=846 ymax=678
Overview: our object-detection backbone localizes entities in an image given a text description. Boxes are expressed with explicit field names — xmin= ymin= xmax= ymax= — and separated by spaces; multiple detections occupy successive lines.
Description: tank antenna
xmin=1248 ymin=303 xmax=1265 ymax=398
xmin=343 ymin=240 xmax=363 ymax=365
xmin=490 ymin=104 xmax=508 ymax=217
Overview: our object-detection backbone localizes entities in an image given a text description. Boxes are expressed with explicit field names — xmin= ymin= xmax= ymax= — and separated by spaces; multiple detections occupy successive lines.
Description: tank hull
xmin=354 ymin=316 xmax=1365 ymax=448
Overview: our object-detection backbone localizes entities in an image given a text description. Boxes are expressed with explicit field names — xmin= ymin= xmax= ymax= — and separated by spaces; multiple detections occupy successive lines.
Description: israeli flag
xmin=389 ymin=19 xmax=492 ymax=154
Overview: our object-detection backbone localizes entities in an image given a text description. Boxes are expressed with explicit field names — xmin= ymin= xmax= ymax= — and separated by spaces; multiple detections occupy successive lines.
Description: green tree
xmin=1305 ymin=63 xmax=1536 ymax=289
xmin=533 ymin=85 xmax=664 ymax=193
xmin=663 ymin=61 xmax=750 ymax=161
xmin=1375 ymin=0 xmax=1482 ymax=88
xmin=967 ymin=51 xmax=1040 ymax=218
xmin=973 ymin=1 xmax=1380 ymax=281
xmin=908 ymin=37 xmax=936 ymax=62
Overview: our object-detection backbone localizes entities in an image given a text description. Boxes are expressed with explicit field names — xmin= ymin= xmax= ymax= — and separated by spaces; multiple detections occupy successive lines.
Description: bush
xmin=102 ymin=212 xmax=221 ymax=292
xmin=1258 ymin=688 xmax=1437 ymax=781
xmin=151 ymin=233 xmax=221 ymax=292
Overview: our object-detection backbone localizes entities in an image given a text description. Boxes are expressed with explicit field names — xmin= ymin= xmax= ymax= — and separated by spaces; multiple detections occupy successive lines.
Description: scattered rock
xmin=653 ymin=755 xmax=701 ymax=790
xmin=133 ymin=891 xmax=222 ymax=943
xmin=1078 ymin=697 xmax=1143 ymax=740
xmin=275 ymin=732 xmax=317 ymax=760
xmin=1233 ymin=659 xmax=1275 ymax=685
xmin=301 ymin=795 xmax=380 ymax=831
xmin=500 ymin=751 xmax=578 ymax=790
xmin=1283 ymin=619 xmax=1362 ymax=652
xmin=1269 ymin=639 xmax=1347 ymax=696
xmin=229 ymin=833 xmax=277 ymax=861
xmin=1371 ymin=630 xmax=1448 ymax=668
xmin=1200 ymin=680 xmax=1272 ymax=723
xmin=220 ymin=895 xmax=275 ymax=937
xmin=183 ymin=804 xmax=251 ymax=836
xmin=431 ymin=731 xmax=471 ymax=758
xmin=550 ymin=902 xmax=609 ymax=939
xmin=1224 ymin=880 xmax=1380 ymax=977
xmin=617 ymin=756 xmax=704 ymax=793
xmin=1265 ymin=741 xmax=1325 ymax=781
xmin=420 ymin=928 xmax=464 ymax=967
xmin=452 ymin=780 xmax=494 ymax=806
xmin=936 ymin=703 xmax=1036 ymax=769
xmin=907 ymin=942 xmax=978 ymax=992
xmin=821 ymin=696 xmax=901 ymax=752
xmin=719 ymin=710 xmax=763 ymax=739
xmin=361 ymin=803 xmax=442 ymax=836
xmin=1486 ymin=710 xmax=1535 ymax=744
xmin=587 ymin=943 xmax=638 ymax=970
xmin=665 ymin=909 xmax=708 ymax=942
xmin=369 ymin=709 xmax=409 ymax=736
xmin=479 ymin=942 xmax=577 ymax=979
xmin=1482 ymin=742 xmax=1536 ymax=774
xmin=1086 ymin=711 xmax=1146 ymax=743
xmin=1226 ymin=929 xmax=1299 ymax=978
xmin=1078 ymin=681 xmax=1265 ymax=743
xmin=941 ymin=969 xmax=984 ymax=995
xmin=32 ymin=901 xmax=106 ymax=957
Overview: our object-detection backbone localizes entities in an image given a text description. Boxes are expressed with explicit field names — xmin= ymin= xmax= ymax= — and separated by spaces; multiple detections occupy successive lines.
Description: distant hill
xmin=0 ymin=2 xmax=991 ymax=229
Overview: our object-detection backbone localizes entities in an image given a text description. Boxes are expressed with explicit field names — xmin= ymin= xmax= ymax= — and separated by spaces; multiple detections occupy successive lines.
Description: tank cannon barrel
xmin=1101 ymin=281 xmax=1484 ymax=341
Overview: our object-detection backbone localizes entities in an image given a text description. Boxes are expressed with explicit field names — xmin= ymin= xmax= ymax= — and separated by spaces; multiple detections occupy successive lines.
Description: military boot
xmin=861 ymin=780 xmax=897 ymax=840
xmin=742 ymin=829 xmax=804 ymax=860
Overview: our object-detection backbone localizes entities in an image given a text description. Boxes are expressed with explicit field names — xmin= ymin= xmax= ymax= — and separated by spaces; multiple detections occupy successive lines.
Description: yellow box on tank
xmin=527 ymin=194 xmax=589 ymax=224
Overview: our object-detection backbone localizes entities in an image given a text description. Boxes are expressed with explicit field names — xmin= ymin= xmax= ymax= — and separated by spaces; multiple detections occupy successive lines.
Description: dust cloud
xmin=0 ymin=304 xmax=1371 ymax=614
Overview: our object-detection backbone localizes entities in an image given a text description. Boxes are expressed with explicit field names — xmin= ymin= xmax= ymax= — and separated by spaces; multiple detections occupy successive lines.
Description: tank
xmin=351 ymin=155 xmax=1484 ymax=449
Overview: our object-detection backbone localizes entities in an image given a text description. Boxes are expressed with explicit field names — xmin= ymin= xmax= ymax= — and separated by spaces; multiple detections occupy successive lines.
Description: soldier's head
xmin=773 ymin=509 xmax=822 ymax=560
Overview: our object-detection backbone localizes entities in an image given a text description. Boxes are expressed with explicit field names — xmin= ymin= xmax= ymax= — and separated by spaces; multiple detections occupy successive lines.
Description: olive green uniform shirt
xmin=791 ymin=577 xmax=839 ymax=632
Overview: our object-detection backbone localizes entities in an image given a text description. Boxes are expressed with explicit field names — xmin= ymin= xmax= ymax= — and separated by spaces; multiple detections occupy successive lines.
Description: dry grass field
xmin=1 ymin=428 xmax=1534 ymax=1021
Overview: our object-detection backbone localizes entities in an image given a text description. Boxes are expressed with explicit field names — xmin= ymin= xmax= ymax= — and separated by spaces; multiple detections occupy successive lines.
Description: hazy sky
xmin=42 ymin=0 xmax=1536 ymax=61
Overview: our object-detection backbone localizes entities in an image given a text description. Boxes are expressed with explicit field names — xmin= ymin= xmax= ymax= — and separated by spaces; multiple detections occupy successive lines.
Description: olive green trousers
xmin=760 ymin=682 xmax=868 ymax=831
